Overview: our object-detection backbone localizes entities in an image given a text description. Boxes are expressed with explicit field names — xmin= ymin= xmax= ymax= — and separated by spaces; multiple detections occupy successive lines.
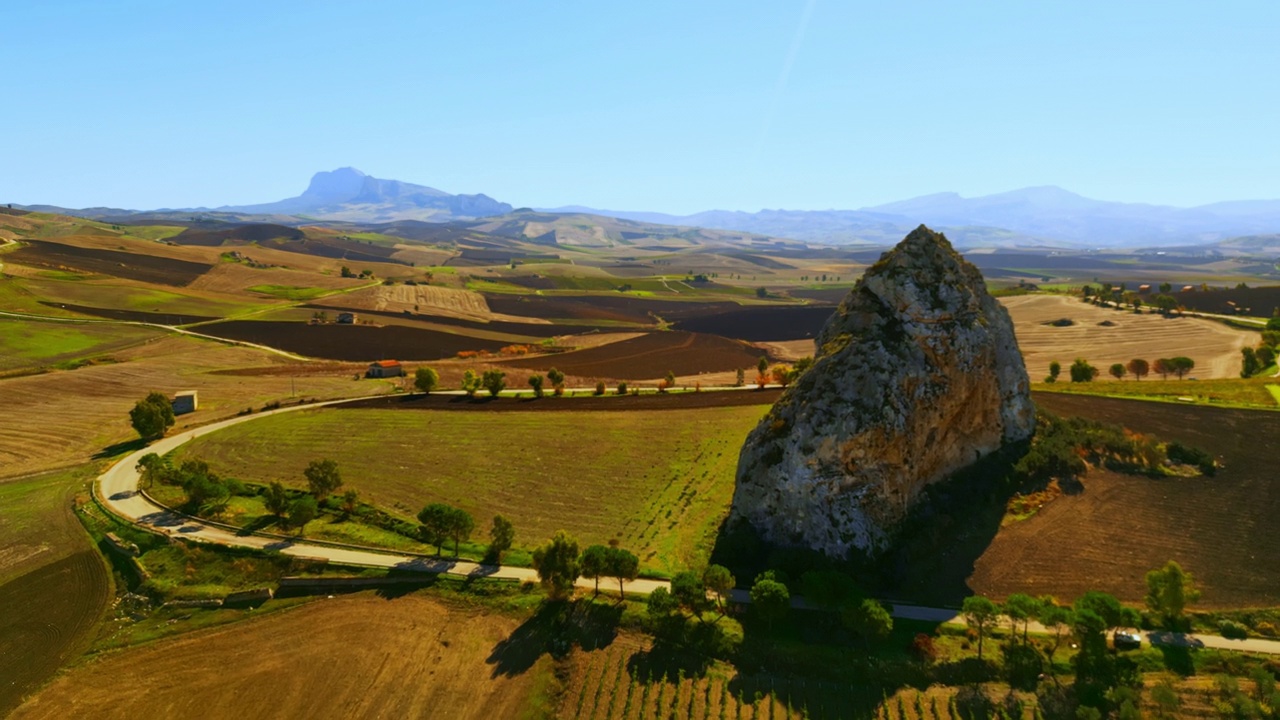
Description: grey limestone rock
xmin=729 ymin=225 xmax=1034 ymax=557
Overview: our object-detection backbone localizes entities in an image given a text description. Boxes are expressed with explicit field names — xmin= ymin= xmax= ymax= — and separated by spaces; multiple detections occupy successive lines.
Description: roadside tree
xmin=414 ymin=367 xmax=439 ymax=394
xmin=135 ymin=453 xmax=171 ymax=489
xmin=531 ymin=530 xmax=581 ymax=600
xmin=1169 ymin=356 xmax=1195 ymax=379
xmin=417 ymin=502 xmax=454 ymax=556
xmin=647 ymin=586 xmax=677 ymax=620
xmin=461 ymin=369 xmax=481 ymax=396
xmin=961 ymin=595 xmax=1000 ymax=659
xmin=488 ymin=514 xmax=515 ymax=561
xmin=130 ymin=391 xmax=175 ymax=440
xmin=845 ymin=598 xmax=893 ymax=645
xmin=580 ymin=544 xmax=609 ymax=594
xmin=605 ymin=546 xmax=639 ymax=598
xmin=671 ymin=571 xmax=709 ymax=617
xmin=1126 ymin=358 xmax=1149 ymax=380
xmin=1069 ymin=358 xmax=1099 ymax=383
xmin=1003 ymin=593 xmax=1040 ymax=642
xmin=528 ymin=374 xmax=545 ymax=398
xmin=263 ymin=481 xmax=290 ymax=518
xmin=482 ymin=369 xmax=506 ymax=397
xmin=1108 ymin=363 xmax=1126 ymax=381
xmin=304 ymin=459 xmax=343 ymax=501
xmin=1256 ymin=344 xmax=1276 ymax=369
xmin=703 ymin=564 xmax=736 ymax=614
xmin=547 ymin=367 xmax=566 ymax=395
xmin=1153 ymin=358 xmax=1174 ymax=380
xmin=445 ymin=506 xmax=474 ymax=557
xmin=1241 ymin=347 xmax=1260 ymax=378
xmin=750 ymin=574 xmax=790 ymax=629
xmin=1046 ymin=360 xmax=1061 ymax=383
xmin=1145 ymin=560 xmax=1200 ymax=628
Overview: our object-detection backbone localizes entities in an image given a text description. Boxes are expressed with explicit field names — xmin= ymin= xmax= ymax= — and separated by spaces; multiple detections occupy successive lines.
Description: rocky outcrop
xmin=730 ymin=225 xmax=1034 ymax=558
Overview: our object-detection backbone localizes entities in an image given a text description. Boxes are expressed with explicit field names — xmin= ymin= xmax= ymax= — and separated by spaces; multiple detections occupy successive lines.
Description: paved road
xmin=96 ymin=394 xmax=1280 ymax=656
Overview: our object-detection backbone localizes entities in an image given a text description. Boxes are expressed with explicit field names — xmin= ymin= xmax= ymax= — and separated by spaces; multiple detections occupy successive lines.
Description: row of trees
xmin=1045 ymin=356 xmax=1195 ymax=383
xmin=529 ymin=530 xmax=640 ymax=600
xmin=737 ymin=356 xmax=813 ymax=389
xmin=961 ymin=561 xmax=1201 ymax=714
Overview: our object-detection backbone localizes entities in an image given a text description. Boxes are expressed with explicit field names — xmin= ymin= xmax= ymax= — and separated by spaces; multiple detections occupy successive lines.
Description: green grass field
xmin=0 ymin=466 xmax=97 ymax=584
xmin=1033 ymin=376 xmax=1280 ymax=410
xmin=176 ymin=405 xmax=771 ymax=573
xmin=0 ymin=319 xmax=161 ymax=371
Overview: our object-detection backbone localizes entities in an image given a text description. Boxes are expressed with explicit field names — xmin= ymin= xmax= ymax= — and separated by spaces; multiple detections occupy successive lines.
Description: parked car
xmin=1113 ymin=631 xmax=1143 ymax=650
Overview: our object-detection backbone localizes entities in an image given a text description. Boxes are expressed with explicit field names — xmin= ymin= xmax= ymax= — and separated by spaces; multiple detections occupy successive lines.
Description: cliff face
xmin=730 ymin=225 xmax=1034 ymax=557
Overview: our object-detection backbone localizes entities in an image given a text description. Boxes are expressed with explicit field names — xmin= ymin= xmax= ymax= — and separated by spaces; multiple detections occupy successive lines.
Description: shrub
xmin=909 ymin=633 xmax=938 ymax=662
xmin=1167 ymin=441 xmax=1216 ymax=476
xmin=1220 ymin=620 xmax=1249 ymax=640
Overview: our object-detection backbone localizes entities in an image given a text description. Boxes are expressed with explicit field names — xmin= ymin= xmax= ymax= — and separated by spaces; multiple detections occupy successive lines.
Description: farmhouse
xmin=337 ymin=312 xmax=357 ymax=324
xmin=366 ymin=360 xmax=404 ymax=378
xmin=171 ymin=390 xmax=198 ymax=415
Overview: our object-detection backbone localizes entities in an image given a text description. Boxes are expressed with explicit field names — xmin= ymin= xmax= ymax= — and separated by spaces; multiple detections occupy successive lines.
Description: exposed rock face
xmin=730 ymin=225 xmax=1034 ymax=557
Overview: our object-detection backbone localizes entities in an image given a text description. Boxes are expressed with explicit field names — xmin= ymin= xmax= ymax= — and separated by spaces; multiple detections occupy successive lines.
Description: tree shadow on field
xmin=94 ymin=438 xmax=148 ymax=460
xmin=625 ymin=616 xmax=726 ymax=682
xmin=487 ymin=599 xmax=621 ymax=678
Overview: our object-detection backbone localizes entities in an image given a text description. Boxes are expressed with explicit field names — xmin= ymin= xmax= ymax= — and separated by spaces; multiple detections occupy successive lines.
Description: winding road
xmin=95 ymin=394 xmax=1280 ymax=656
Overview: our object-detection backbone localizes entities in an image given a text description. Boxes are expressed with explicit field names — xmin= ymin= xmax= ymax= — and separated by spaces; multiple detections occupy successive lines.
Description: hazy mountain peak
xmin=302 ymin=167 xmax=371 ymax=202
xmin=219 ymin=168 xmax=511 ymax=222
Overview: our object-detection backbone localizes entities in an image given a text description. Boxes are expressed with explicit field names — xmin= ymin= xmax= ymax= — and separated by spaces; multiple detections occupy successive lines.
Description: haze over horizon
xmin=5 ymin=1 xmax=1279 ymax=213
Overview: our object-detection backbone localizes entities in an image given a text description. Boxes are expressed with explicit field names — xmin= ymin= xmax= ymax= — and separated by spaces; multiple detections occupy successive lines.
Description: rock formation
xmin=730 ymin=225 xmax=1035 ymax=557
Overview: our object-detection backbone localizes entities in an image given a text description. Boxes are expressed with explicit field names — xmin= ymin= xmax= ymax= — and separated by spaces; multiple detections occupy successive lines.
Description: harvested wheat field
xmin=1001 ymin=294 xmax=1255 ymax=379
xmin=315 ymin=282 xmax=501 ymax=320
xmin=0 ymin=332 xmax=388 ymax=478
xmin=12 ymin=594 xmax=549 ymax=720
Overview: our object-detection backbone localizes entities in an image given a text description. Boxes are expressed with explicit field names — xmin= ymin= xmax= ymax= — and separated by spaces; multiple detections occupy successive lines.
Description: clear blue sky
xmin=4 ymin=1 xmax=1279 ymax=213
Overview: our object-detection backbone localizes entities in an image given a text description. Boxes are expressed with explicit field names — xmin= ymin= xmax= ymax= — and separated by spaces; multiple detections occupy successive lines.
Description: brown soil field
xmin=674 ymin=305 xmax=835 ymax=341
xmin=1001 ymin=294 xmax=1255 ymax=379
xmin=1172 ymin=285 xmax=1280 ymax=318
xmin=969 ymin=392 xmax=1280 ymax=608
xmin=169 ymin=223 xmax=304 ymax=245
xmin=0 ymin=334 xmax=385 ymax=478
xmin=37 ymin=302 xmax=217 ymax=325
xmin=500 ymin=331 xmax=768 ymax=379
xmin=13 ymin=594 xmax=549 ymax=720
xmin=486 ymin=294 xmax=735 ymax=324
xmin=0 ymin=551 xmax=110 ymax=717
xmin=9 ymin=239 xmax=212 ymax=286
xmin=316 ymin=305 xmax=625 ymax=340
xmin=196 ymin=320 xmax=512 ymax=361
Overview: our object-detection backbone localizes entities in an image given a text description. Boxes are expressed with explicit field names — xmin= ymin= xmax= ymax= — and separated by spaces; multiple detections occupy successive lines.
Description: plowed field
xmin=500 ymin=331 xmax=766 ymax=379
xmin=12 ymin=594 xmax=548 ymax=720
xmin=9 ymin=239 xmax=211 ymax=286
xmin=195 ymin=320 xmax=510 ymax=361
xmin=0 ymin=551 xmax=110 ymax=716
xmin=969 ymin=392 xmax=1280 ymax=608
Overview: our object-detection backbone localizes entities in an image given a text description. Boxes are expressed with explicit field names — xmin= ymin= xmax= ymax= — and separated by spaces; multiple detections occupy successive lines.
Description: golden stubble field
xmin=12 ymin=594 xmax=550 ymax=720
xmin=0 ymin=333 xmax=391 ymax=478
xmin=1001 ymin=294 xmax=1255 ymax=379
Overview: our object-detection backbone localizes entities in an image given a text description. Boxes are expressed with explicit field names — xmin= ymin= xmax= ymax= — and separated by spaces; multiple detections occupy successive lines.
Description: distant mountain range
xmin=13 ymin=169 xmax=1280 ymax=249
xmin=546 ymin=186 xmax=1280 ymax=248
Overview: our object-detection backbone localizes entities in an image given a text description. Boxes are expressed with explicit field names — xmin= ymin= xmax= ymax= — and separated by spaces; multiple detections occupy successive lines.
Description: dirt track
xmin=13 ymin=594 xmax=546 ymax=720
